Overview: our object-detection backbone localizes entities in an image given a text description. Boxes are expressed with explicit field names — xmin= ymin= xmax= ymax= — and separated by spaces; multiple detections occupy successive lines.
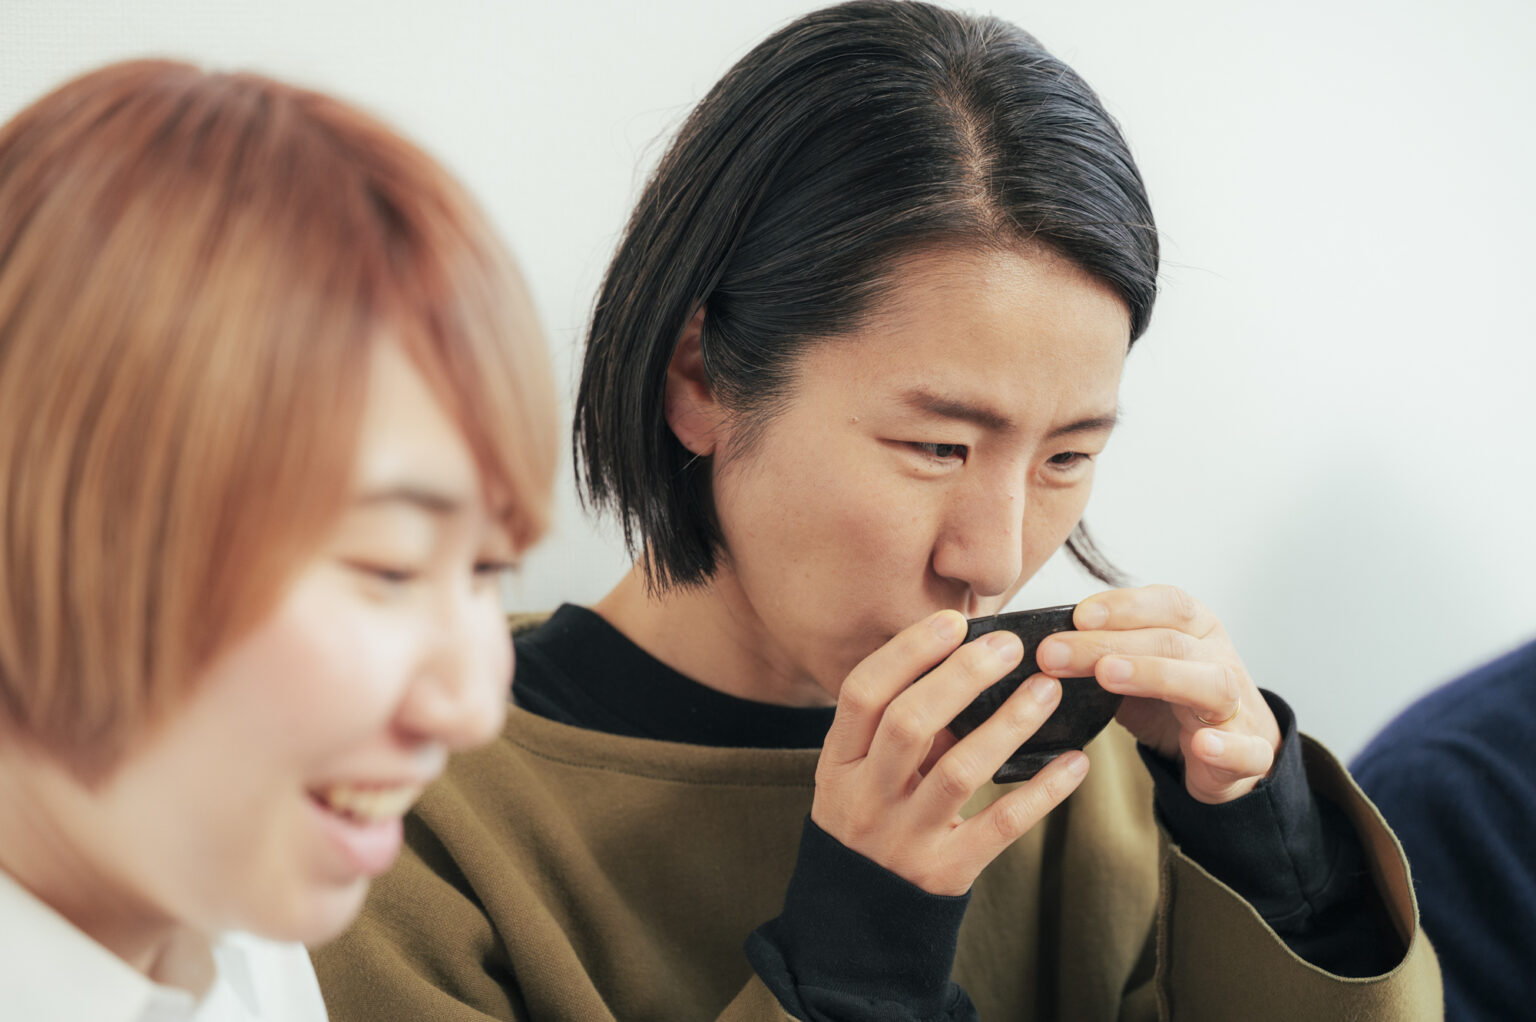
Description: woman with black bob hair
xmin=316 ymin=3 xmax=1441 ymax=1019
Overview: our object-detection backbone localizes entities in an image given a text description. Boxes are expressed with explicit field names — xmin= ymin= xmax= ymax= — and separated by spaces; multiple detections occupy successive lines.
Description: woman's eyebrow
xmin=1045 ymin=412 xmax=1119 ymax=440
xmin=900 ymin=388 xmax=1015 ymax=432
xmin=353 ymin=484 xmax=467 ymax=517
xmin=900 ymin=388 xmax=1119 ymax=440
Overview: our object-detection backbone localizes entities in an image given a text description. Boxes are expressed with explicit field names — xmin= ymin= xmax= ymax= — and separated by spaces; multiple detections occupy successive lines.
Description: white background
xmin=3 ymin=0 xmax=1532 ymax=759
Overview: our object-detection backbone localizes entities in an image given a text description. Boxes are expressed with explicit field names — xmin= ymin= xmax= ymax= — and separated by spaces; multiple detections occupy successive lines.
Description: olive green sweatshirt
xmin=312 ymin=703 xmax=1441 ymax=1020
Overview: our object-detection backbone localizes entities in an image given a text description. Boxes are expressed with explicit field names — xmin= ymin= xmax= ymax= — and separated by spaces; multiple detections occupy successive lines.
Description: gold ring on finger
xmin=1196 ymin=703 xmax=1240 ymax=727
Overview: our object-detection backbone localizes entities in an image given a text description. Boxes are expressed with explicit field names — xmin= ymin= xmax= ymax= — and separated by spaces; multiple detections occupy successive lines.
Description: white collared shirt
xmin=0 ymin=868 xmax=329 ymax=1021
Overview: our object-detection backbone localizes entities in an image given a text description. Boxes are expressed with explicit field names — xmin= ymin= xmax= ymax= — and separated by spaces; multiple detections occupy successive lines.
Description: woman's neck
xmin=0 ymin=751 xmax=215 ymax=994
xmin=593 ymin=565 xmax=836 ymax=708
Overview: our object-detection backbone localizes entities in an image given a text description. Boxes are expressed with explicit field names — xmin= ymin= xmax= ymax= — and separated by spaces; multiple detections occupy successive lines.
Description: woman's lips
xmin=310 ymin=781 xmax=425 ymax=821
xmin=306 ymin=780 xmax=428 ymax=877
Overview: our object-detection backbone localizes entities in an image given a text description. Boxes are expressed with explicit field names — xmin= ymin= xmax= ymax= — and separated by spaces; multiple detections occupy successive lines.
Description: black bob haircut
xmin=576 ymin=0 xmax=1158 ymax=592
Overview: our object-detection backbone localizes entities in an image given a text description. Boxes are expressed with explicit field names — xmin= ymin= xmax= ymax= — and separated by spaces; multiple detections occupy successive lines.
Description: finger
xmin=1091 ymin=654 xmax=1246 ymax=728
xmin=1035 ymin=627 xmax=1203 ymax=679
xmin=911 ymin=672 xmax=1060 ymax=824
xmin=1184 ymin=729 xmax=1276 ymax=804
xmin=822 ymin=610 xmax=967 ymax=767
xmin=865 ymin=629 xmax=1025 ymax=790
xmin=919 ymin=727 xmax=959 ymax=779
xmin=1074 ymin=584 xmax=1219 ymax=639
xmin=945 ymin=750 xmax=1089 ymax=880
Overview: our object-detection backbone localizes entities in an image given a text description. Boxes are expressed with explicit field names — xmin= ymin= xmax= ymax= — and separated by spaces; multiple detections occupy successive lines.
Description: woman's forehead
xmin=788 ymin=248 xmax=1129 ymax=401
xmin=861 ymin=246 xmax=1131 ymax=335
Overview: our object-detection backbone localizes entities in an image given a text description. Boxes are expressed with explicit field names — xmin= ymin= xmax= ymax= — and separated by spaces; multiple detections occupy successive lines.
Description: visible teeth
xmin=314 ymin=784 xmax=421 ymax=823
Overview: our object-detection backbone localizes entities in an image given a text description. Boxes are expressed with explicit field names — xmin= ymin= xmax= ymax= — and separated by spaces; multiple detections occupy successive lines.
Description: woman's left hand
xmin=1034 ymin=584 xmax=1282 ymax=805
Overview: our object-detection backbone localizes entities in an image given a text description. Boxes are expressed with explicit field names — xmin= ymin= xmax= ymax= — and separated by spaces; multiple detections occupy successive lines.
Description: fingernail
xmin=1204 ymin=733 xmax=1225 ymax=756
xmin=1028 ymin=675 xmax=1058 ymax=704
xmin=931 ymin=611 xmax=964 ymax=642
xmin=1037 ymin=639 xmax=1069 ymax=671
xmin=1100 ymin=657 xmax=1132 ymax=684
xmin=1065 ymin=752 xmax=1089 ymax=776
xmin=983 ymin=631 xmax=1021 ymax=658
xmin=1077 ymin=602 xmax=1108 ymax=629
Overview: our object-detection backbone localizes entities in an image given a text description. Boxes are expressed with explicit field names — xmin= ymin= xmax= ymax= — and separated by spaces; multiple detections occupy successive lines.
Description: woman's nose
xmin=930 ymin=482 xmax=1026 ymax=598
xmin=396 ymin=596 xmax=509 ymax=751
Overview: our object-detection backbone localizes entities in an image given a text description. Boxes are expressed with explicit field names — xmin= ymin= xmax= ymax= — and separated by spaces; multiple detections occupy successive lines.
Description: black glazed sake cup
xmin=946 ymin=604 xmax=1122 ymax=783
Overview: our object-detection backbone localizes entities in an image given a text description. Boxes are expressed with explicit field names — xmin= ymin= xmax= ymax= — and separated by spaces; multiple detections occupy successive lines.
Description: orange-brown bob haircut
xmin=0 ymin=60 xmax=558 ymax=780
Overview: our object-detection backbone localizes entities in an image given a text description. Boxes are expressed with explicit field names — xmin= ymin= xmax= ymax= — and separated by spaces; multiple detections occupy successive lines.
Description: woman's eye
xmin=1048 ymin=451 xmax=1090 ymax=469
xmin=912 ymin=442 xmax=968 ymax=462
xmin=470 ymin=560 xmax=517 ymax=596
xmin=346 ymin=561 xmax=420 ymax=586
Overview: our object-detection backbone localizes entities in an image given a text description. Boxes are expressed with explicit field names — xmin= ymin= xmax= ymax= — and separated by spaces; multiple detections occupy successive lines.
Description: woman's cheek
xmin=292 ymin=589 xmax=419 ymax=727
xmin=476 ymin=601 xmax=514 ymax=691
xmin=457 ymin=605 xmax=513 ymax=743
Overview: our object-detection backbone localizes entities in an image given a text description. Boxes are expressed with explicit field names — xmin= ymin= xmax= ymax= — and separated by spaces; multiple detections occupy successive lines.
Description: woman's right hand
xmin=812 ymin=609 xmax=1090 ymax=896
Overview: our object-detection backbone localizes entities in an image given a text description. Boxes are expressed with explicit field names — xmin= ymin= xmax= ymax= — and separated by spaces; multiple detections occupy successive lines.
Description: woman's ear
xmin=665 ymin=306 xmax=724 ymax=456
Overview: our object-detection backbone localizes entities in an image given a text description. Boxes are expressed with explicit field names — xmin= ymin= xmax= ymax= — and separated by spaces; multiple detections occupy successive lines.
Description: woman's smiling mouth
xmin=306 ymin=780 xmax=432 ymax=877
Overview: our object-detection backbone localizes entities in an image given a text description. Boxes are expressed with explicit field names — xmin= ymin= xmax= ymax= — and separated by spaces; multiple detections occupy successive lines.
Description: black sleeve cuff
xmin=744 ymin=816 xmax=977 ymax=1022
xmin=1138 ymin=690 xmax=1402 ymax=975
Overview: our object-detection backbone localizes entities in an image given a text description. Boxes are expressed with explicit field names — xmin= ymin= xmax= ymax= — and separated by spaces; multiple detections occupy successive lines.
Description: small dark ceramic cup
xmin=946 ymin=604 xmax=1122 ymax=783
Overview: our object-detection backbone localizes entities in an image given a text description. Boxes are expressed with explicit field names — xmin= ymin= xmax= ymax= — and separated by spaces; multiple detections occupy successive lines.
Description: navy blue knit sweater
xmin=1352 ymin=637 xmax=1536 ymax=1022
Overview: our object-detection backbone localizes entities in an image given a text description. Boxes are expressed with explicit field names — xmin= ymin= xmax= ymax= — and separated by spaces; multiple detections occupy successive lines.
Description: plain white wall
xmin=3 ymin=0 xmax=1533 ymax=759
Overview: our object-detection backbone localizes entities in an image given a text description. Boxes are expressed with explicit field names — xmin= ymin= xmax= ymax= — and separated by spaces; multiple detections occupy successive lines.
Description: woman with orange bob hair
xmin=0 ymin=60 xmax=558 ymax=1019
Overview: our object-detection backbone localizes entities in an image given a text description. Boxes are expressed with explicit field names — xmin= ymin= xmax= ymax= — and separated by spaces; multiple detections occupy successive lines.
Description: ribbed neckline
xmin=511 ymin=604 xmax=836 ymax=751
xmin=500 ymin=706 xmax=822 ymax=788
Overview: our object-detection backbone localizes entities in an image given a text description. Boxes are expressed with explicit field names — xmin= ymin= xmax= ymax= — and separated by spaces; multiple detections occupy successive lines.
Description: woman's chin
xmin=240 ymin=876 xmax=371 ymax=947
